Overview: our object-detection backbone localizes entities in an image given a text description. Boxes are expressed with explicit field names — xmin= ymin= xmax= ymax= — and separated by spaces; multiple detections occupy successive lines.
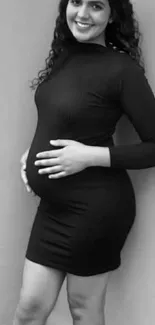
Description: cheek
xmin=94 ymin=11 xmax=110 ymax=30
xmin=66 ymin=5 xmax=75 ymax=26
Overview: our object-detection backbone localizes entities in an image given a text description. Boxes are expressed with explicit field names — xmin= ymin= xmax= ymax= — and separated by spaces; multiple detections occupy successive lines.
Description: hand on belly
xmin=34 ymin=139 xmax=91 ymax=179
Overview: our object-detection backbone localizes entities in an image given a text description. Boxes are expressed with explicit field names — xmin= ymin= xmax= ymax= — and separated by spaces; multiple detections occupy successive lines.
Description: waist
xmin=73 ymin=134 xmax=114 ymax=147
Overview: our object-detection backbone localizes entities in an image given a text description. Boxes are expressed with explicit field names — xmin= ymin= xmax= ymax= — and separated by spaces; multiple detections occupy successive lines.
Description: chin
xmin=73 ymin=33 xmax=93 ymax=43
xmin=75 ymin=37 xmax=91 ymax=42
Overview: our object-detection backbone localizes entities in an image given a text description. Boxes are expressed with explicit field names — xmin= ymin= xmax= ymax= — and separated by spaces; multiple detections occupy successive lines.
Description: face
xmin=66 ymin=0 xmax=112 ymax=46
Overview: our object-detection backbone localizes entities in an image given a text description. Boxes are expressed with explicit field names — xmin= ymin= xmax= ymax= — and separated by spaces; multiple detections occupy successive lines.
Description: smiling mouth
xmin=75 ymin=21 xmax=94 ymax=29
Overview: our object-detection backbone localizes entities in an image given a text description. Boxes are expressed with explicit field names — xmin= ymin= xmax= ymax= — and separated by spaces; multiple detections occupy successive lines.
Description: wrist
xmin=85 ymin=145 xmax=111 ymax=168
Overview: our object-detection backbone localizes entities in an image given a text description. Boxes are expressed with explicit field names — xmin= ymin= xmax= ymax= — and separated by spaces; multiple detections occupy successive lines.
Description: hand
xmin=34 ymin=139 xmax=91 ymax=179
xmin=20 ymin=148 xmax=32 ymax=192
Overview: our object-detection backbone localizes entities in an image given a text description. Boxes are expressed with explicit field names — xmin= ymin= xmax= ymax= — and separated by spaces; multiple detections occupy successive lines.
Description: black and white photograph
xmin=0 ymin=1 xmax=155 ymax=325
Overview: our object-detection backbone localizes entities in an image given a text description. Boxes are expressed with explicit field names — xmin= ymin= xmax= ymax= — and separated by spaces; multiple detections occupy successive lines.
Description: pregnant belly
xmin=26 ymin=133 xmax=64 ymax=200
xmin=26 ymin=131 xmax=135 ymax=206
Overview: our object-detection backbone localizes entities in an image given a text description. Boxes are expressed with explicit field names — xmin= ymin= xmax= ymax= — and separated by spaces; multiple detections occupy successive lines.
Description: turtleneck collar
xmin=65 ymin=39 xmax=110 ymax=54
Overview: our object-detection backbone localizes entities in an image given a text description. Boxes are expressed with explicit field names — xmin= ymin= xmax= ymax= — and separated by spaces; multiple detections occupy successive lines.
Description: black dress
xmin=25 ymin=42 xmax=155 ymax=276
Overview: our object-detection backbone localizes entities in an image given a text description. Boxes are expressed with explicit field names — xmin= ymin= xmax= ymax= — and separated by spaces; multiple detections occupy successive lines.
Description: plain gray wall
xmin=0 ymin=1 xmax=155 ymax=325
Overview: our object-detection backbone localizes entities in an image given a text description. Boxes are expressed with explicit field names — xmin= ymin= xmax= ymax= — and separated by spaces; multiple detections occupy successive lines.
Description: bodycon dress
xmin=25 ymin=41 xmax=155 ymax=276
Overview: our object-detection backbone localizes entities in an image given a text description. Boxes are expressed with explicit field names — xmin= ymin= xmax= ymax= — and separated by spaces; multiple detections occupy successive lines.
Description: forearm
xmin=86 ymin=146 xmax=111 ymax=168
xmin=85 ymin=142 xmax=155 ymax=170
xmin=109 ymin=142 xmax=155 ymax=169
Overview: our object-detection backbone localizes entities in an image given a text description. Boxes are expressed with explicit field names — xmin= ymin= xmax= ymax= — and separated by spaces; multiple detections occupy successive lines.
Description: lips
xmin=75 ymin=21 xmax=94 ymax=30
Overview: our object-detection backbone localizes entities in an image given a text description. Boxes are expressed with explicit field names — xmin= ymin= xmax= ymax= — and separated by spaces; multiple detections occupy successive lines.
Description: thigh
xmin=19 ymin=258 xmax=66 ymax=312
xmin=66 ymin=271 xmax=109 ymax=310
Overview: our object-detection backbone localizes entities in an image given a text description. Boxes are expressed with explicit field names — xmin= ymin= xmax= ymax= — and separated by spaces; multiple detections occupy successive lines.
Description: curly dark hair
xmin=31 ymin=0 xmax=144 ymax=90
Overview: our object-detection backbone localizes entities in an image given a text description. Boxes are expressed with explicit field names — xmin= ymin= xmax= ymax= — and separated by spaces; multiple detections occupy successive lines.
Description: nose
xmin=77 ymin=5 xmax=89 ymax=20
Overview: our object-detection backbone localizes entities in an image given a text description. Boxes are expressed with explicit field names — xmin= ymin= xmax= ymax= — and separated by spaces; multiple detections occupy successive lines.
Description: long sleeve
xmin=109 ymin=59 xmax=155 ymax=169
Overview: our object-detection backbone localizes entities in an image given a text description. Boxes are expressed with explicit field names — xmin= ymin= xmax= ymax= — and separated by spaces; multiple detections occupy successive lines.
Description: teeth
xmin=76 ymin=22 xmax=92 ymax=28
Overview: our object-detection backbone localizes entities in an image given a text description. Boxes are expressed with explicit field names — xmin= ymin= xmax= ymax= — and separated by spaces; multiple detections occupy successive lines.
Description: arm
xmin=87 ymin=60 xmax=155 ymax=170
xmin=108 ymin=60 xmax=155 ymax=169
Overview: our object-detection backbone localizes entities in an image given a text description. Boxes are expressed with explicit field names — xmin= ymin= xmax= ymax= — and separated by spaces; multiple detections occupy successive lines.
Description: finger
xmin=47 ymin=165 xmax=63 ymax=173
xmin=20 ymin=162 xmax=26 ymax=172
xmin=38 ymin=165 xmax=62 ymax=174
xmin=34 ymin=158 xmax=60 ymax=166
xmin=48 ymin=171 xmax=66 ymax=179
xmin=20 ymin=156 xmax=26 ymax=164
xmin=21 ymin=171 xmax=28 ymax=184
xmin=36 ymin=150 xmax=62 ymax=159
xmin=21 ymin=171 xmax=32 ymax=192
xmin=26 ymin=185 xmax=32 ymax=193
xmin=22 ymin=163 xmax=26 ymax=170
xmin=20 ymin=149 xmax=29 ymax=164
xmin=50 ymin=139 xmax=70 ymax=147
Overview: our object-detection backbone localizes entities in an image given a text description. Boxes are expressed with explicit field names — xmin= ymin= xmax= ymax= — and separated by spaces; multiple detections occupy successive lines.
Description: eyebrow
xmin=88 ymin=0 xmax=105 ymax=4
xmin=80 ymin=0 xmax=106 ymax=4
xmin=88 ymin=1 xmax=106 ymax=3
xmin=75 ymin=0 xmax=106 ymax=6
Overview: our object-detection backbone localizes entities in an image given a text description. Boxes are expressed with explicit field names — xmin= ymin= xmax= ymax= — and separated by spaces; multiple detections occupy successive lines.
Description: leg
xmin=13 ymin=258 xmax=66 ymax=325
xmin=66 ymin=271 xmax=110 ymax=325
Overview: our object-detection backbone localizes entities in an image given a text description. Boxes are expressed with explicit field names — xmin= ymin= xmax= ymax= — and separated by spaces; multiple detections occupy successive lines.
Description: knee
xmin=15 ymin=294 xmax=47 ymax=323
xmin=67 ymin=294 xmax=90 ymax=321
xmin=67 ymin=292 xmax=107 ymax=322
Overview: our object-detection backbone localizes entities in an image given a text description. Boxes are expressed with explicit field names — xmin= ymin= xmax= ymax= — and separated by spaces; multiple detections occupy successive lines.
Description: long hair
xmin=31 ymin=0 xmax=144 ymax=90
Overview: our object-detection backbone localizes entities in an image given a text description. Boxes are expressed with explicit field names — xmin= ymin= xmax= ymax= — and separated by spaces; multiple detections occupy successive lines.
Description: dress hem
xmin=25 ymin=254 xmax=121 ymax=276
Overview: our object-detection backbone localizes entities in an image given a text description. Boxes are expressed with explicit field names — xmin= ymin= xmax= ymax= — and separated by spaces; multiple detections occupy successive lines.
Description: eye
xmin=91 ymin=3 xmax=103 ymax=11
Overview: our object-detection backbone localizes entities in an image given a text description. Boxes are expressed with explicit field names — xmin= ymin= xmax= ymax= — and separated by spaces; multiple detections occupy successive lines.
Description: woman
xmin=14 ymin=0 xmax=155 ymax=324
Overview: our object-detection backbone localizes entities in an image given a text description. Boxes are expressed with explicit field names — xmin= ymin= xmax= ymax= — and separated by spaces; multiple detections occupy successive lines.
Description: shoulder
xmin=106 ymin=48 xmax=143 ymax=73
xmin=104 ymin=48 xmax=146 ymax=87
